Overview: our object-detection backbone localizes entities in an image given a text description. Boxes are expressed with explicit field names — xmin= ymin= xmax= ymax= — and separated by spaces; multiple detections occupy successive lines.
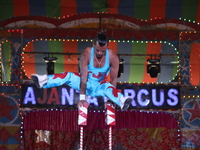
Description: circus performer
xmin=31 ymin=32 xmax=132 ymax=110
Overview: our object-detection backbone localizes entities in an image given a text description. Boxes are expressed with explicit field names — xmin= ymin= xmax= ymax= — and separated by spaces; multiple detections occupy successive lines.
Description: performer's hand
xmin=104 ymin=100 xmax=116 ymax=109
xmin=78 ymin=100 xmax=89 ymax=110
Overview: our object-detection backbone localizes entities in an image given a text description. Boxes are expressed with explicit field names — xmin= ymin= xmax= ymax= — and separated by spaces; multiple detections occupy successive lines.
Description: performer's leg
xmin=88 ymin=81 xmax=132 ymax=110
xmin=31 ymin=72 xmax=80 ymax=90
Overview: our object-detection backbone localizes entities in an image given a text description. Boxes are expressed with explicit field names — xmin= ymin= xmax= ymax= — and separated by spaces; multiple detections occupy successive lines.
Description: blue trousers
xmin=42 ymin=71 xmax=123 ymax=106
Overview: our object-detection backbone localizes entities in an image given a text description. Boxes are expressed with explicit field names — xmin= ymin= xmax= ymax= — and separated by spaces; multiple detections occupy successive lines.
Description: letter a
xmin=24 ymin=87 xmax=36 ymax=104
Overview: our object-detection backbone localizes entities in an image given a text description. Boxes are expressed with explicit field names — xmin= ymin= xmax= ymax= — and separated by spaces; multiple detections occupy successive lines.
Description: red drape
xmin=22 ymin=110 xmax=180 ymax=150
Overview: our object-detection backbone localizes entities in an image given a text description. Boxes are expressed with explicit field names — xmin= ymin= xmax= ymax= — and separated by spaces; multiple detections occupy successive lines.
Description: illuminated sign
xmin=21 ymin=84 xmax=181 ymax=109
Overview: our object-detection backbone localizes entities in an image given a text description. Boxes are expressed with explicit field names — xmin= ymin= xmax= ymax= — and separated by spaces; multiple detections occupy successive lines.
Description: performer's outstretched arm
xmin=78 ymin=48 xmax=90 ymax=108
xmin=79 ymin=48 xmax=89 ymax=95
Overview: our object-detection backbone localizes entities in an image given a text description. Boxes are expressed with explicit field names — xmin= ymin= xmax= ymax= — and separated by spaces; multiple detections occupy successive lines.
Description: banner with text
xmin=21 ymin=84 xmax=181 ymax=109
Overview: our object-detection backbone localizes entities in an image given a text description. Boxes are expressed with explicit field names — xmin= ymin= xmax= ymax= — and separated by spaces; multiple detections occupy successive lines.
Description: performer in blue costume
xmin=31 ymin=32 xmax=132 ymax=110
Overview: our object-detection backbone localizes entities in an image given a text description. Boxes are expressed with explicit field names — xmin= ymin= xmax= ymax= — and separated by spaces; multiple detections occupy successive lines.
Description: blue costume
xmin=42 ymin=47 xmax=123 ymax=106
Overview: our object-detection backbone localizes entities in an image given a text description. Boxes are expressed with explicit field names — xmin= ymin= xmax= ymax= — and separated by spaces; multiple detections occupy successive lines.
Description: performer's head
xmin=94 ymin=32 xmax=109 ymax=46
xmin=93 ymin=32 xmax=108 ymax=59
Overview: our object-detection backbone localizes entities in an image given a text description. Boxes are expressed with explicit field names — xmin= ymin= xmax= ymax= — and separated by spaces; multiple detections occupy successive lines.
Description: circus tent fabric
xmin=1 ymin=0 xmax=200 ymax=149
xmin=0 ymin=0 xmax=200 ymax=22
